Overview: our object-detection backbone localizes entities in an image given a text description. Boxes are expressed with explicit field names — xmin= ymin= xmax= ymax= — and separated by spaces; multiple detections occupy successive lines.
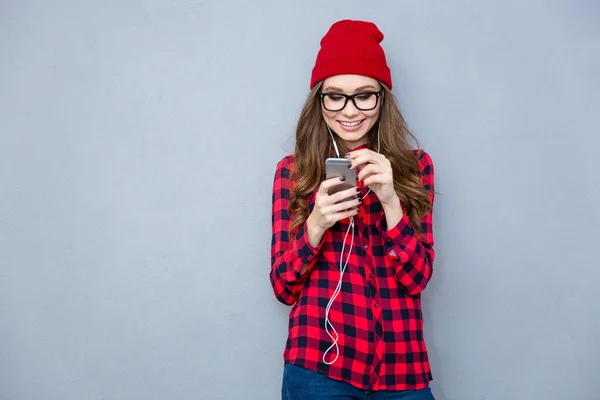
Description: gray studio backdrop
xmin=1 ymin=1 xmax=599 ymax=399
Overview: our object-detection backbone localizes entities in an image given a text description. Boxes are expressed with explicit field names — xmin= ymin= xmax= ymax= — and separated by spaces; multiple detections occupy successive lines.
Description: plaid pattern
xmin=270 ymin=148 xmax=435 ymax=391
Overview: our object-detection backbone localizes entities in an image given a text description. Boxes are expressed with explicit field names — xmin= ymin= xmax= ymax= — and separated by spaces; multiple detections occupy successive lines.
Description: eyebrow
xmin=323 ymin=85 xmax=378 ymax=92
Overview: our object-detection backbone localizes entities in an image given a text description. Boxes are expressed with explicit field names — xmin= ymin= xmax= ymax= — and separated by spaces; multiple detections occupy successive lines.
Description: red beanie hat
xmin=310 ymin=20 xmax=392 ymax=90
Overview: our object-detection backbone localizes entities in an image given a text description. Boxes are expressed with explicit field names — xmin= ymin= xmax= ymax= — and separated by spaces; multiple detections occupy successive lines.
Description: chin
xmin=333 ymin=127 xmax=371 ymax=147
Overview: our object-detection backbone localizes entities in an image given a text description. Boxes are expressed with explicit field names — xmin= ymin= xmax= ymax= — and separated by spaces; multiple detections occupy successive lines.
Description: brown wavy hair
xmin=289 ymin=81 xmax=432 ymax=235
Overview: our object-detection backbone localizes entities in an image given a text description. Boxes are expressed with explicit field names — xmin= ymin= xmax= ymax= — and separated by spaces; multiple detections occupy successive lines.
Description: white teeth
xmin=340 ymin=121 xmax=362 ymax=127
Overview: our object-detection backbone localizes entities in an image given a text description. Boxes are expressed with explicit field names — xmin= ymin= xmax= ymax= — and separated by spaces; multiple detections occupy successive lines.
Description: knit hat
xmin=310 ymin=20 xmax=392 ymax=90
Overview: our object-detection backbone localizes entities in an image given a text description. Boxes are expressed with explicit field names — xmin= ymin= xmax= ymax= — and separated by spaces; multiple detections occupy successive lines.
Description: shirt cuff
xmin=376 ymin=213 xmax=418 ymax=263
xmin=292 ymin=223 xmax=322 ymax=277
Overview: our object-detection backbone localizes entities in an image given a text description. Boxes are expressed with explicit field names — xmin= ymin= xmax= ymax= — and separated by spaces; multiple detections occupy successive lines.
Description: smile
xmin=339 ymin=120 xmax=364 ymax=127
xmin=337 ymin=119 xmax=365 ymax=132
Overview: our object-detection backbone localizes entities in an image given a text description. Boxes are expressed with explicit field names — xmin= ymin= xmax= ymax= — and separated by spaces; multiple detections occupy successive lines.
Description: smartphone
xmin=325 ymin=158 xmax=357 ymax=197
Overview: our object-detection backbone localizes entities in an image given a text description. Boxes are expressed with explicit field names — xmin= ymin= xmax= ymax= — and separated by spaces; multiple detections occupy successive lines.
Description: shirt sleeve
xmin=375 ymin=150 xmax=435 ymax=296
xmin=269 ymin=156 xmax=322 ymax=305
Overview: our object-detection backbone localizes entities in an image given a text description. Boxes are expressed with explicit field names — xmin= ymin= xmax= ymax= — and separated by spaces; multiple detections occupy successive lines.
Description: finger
xmin=320 ymin=198 xmax=358 ymax=216
xmin=345 ymin=148 xmax=372 ymax=160
xmin=329 ymin=186 xmax=360 ymax=204
xmin=331 ymin=197 xmax=361 ymax=213
xmin=319 ymin=201 xmax=359 ymax=225
xmin=319 ymin=176 xmax=346 ymax=194
xmin=323 ymin=206 xmax=360 ymax=224
xmin=349 ymin=152 xmax=382 ymax=170
xmin=357 ymin=164 xmax=384 ymax=181
xmin=363 ymin=174 xmax=392 ymax=187
xmin=337 ymin=207 xmax=360 ymax=220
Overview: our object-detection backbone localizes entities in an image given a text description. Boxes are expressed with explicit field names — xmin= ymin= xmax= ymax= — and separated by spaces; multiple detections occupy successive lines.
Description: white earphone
xmin=322 ymin=124 xmax=380 ymax=365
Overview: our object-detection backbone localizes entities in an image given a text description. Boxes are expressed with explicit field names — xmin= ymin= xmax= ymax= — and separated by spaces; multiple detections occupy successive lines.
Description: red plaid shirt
xmin=269 ymin=147 xmax=435 ymax=391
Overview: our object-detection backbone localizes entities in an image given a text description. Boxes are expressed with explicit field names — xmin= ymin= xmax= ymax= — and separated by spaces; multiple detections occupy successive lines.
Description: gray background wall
xmin=1 ymin=1 xmax=599 ymax=399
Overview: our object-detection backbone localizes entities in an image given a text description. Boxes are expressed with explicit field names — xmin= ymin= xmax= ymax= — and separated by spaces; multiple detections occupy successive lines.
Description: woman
xmin=270 ymin=20 xmax=436 ymax=400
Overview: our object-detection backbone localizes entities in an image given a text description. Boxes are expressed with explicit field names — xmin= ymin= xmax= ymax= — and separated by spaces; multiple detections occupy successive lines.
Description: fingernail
xmin=345 ymin=154 xmax=351 ymax=158
xmin=347 ymin=163 xmax=352 ymax=169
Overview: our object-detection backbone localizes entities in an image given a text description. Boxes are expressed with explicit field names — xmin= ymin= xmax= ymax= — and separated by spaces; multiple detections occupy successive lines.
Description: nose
xmin=341 ymin=99 xmax=360 ymax=118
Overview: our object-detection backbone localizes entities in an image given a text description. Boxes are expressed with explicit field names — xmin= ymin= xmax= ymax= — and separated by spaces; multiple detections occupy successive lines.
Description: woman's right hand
xmin=306 ymin=177 xmax=361 ymax=248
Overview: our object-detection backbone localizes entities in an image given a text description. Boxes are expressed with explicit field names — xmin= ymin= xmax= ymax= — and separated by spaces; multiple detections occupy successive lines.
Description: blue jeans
xmin=282 ymin=364 xmax=436 ymax=400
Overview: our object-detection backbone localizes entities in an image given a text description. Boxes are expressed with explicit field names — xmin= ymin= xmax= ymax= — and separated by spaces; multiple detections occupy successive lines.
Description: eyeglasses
xmin=319 ymin=90 xmax=383 ymax=112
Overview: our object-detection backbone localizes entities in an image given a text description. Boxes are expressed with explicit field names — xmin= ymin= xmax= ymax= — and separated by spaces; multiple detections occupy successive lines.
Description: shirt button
xmin=373 ymin=303 xmax=379 ymax=308
xmin=363 ymin=244 xmax=368 ymax=249
xmin=369 ymin=273 xmax=374 ymax=279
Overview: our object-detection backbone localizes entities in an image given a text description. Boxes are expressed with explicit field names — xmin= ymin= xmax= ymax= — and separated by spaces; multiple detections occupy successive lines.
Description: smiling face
xmin=320 ymin=74 xmax=383 ymax=150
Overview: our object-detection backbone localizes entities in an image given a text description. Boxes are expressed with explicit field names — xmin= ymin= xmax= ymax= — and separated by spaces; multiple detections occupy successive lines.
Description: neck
xmin=339 ymin=137 xmax=368 ymax=154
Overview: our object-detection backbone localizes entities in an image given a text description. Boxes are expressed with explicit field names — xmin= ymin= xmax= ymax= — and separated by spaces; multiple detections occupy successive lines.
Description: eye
xmin=326 ymin=94 xmax=345 ymax=102
xmin=355 ymin=93 xmax=375 ymax=101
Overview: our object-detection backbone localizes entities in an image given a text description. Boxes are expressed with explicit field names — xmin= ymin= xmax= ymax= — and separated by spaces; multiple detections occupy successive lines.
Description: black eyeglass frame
xmin=318 ymin=90 xmax=383 ymax=112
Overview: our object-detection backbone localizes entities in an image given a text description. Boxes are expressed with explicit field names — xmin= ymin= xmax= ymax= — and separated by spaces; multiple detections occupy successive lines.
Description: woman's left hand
xmin=346 ymin=149 xmax=399 ymax=206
